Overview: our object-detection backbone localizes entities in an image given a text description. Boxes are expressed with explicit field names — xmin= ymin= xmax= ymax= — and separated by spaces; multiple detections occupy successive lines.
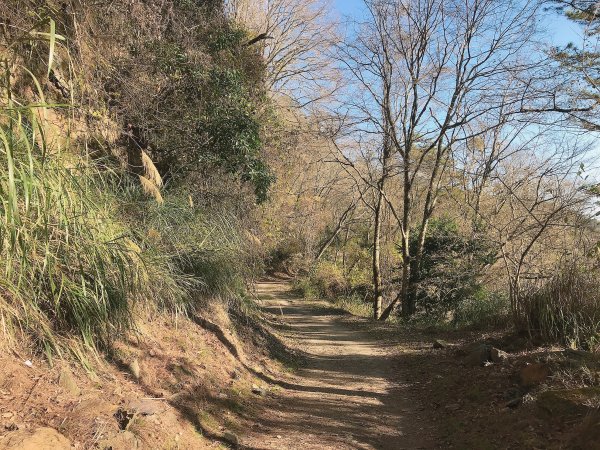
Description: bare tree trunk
xmin=342 ymin=225 xmax=350 ymax=274
xmin=339 ymin=0 xmax=544 ymax=320
xmin=372 ymin=189 xmax=384 ymax=319
xmin=400 ymin=163 xmax=412 ymax=317
xmin=315 ymin=202 xmax=356 ymax=260
xmin=404 ymin=143 xmax=447 ymax=315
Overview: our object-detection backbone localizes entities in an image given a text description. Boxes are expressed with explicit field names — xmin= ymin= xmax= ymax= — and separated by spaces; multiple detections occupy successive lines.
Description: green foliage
xmin=0 ymin=13 xmax=264 ymax=355
xmin=0 ymin=102 xmax=256 ymax=354
xmin=124 ymin=187 xmax=257 ymax=307
xmin=297 ymin=261 xmax=349 ymax=299
xmin=407 ymin=217 xmax=496 ymax=318
xmin=553 ymin=0 xmax=600 ymax=129
xmin=555 ymin=1 xmax=600 ymax=27
xmin=294 ymin=224 xmax=374 ymax=305
xmin=0 ymin=103 xmax=140 ymax=351
xmin=332 ymin=293 xmax=373 ymax=317
xmin=199 ymin=67 xmax=275 ymax=203
xmin=267 ymin=236 xmax=306 ymax=274
xmin=208 ymin=27 xmax=248 ymax=53
xmin=453 ymin=290 xmax=511 ymax=329
xmin=295 ymin=258 xmax=374 ymax=320
xmin=77 ymin=0 xmax=274 ymax=203
xmin=294 ymin=277 xmax=320 ymax=299
xmin=145 ymin=40 xmax=200 ymax=79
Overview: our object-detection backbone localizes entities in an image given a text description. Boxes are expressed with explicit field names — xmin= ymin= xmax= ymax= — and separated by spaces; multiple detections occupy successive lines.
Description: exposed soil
xmin=242 ymin=280 xmax=438 ymax=449
xmin=0 ymin=312 xmax=260 ymax=449
xmin=1 ymin=279 xmax=599 ymax=449
xmin=243 ymin=280 xmax=600 ymax=450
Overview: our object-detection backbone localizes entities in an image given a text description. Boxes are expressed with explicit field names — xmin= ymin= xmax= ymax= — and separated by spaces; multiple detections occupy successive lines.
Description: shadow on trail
xmin=241 ymin=280 xmax=437 ymax=450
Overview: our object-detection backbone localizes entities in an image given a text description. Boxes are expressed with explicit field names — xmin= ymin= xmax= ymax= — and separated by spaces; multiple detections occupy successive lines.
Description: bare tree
xmin=327 ymin=126 xmax=398 ymax=318
xmin=490 ymin=149 xmax=589 ymax=322
xmin=227 ymin=0 xmax=341 ymax=108
xmin=339 ymin=0 xmax=545 ymax=318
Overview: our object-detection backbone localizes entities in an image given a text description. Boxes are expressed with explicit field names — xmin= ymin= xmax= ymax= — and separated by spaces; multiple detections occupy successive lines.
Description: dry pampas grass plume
xmin=139 ymin=175 xmax=164 ymax=204
xmin=139 ymin=150 xmax=164 ymax=203
xmin=141 ymin=150 xmax=163 ymax=188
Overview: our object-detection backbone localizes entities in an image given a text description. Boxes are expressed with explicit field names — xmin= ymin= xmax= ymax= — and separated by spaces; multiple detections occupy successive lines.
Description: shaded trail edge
xmin=242 ymin=279 xmax=438 ymax=450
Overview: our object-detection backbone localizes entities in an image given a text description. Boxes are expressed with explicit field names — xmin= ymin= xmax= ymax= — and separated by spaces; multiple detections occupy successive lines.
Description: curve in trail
xmin=243 ymin=280 xmax=437 ymax=450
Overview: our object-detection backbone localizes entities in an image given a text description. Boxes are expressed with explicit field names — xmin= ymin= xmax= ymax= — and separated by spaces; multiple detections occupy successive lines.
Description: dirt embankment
xmin=1 ymin=280 xmax=599 ymax=449
xmin=0 ymin=304 xmax=285 ymax=449
xmin=0 ymin=280 xmax=438 ymax=449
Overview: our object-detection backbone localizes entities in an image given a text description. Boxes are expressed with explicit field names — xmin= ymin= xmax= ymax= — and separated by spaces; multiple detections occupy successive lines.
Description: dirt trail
xmin=243 ymin=280 xmax=438 ymax=450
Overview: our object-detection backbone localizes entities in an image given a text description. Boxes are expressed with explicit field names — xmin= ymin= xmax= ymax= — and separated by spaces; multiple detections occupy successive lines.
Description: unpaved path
xmin=243 ymin=280 xmax=438 ymax=450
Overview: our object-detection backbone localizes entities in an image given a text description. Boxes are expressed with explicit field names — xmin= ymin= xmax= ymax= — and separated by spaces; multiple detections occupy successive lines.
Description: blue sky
xmin=331 ymin=0 xmax=599 ymax=181
xmin=333 ymin=0 xmax=584 ymax=47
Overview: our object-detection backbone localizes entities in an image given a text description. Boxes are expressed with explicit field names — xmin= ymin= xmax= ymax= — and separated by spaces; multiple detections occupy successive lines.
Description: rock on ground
xmin=98 ymin=430 xmax=140 ymax=450
xmin=490 ymin=347 xmax=509 ymax=364
xmin=465 ymin=344 xmax=492 ymax=366
xmin=432 ymin=340 xmax=450 ymax=349
xmin=58 ymin=367 xmax=81 ymax=396
xmin=0 ymin=427 xmax=71 ymax=450
xmin=129 ymin=358 xmax=141 ymax=380
xmin=519 ymin=363 xmax=550 ymax=387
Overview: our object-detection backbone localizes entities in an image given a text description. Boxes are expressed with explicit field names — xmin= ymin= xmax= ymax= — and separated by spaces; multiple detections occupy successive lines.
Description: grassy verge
xmin=0 ymin=21 xmax=258 ymax=359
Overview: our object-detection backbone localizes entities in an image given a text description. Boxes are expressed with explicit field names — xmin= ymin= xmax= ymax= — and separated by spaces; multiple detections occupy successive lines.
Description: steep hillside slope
xmin=0 ymin=296 xmax=300 ymax=448
xmin=0 ymin=0 xmax=272 ymax=353
xmin=0 ymin=1 xmax=286 ymax=446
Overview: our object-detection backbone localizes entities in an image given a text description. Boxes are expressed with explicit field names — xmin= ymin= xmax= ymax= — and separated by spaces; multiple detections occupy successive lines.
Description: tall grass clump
xmin=522 ymin=263 xmax=600 ymax=350
xmin=0 ymin=63 xmax=148 ymax=354
xmin=0 ymin=15 xmax=266 ymax=358
xmin=0 ymin=81 xmax=250 ymax=353
xmin=123 ymin=186 xmax=258 ymax=311
xmin=453 ymin=290 xmax=511 ymax=330
xmin=296 ymin=261 xmax=349 ymax=299
xmin=0 ymin=20 xmax=159 ymax=355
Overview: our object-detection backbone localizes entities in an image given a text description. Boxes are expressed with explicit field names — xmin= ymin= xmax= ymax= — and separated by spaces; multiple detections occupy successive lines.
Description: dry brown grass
xmin=139 ymin=175 xmax=164 ymax=204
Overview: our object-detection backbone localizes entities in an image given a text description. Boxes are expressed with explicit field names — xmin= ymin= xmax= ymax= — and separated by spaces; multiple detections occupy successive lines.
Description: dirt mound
xmin=0 ymin=304 xmax=279 ymax=449
xmin=0 ymin=427 xmax=71 ymax=450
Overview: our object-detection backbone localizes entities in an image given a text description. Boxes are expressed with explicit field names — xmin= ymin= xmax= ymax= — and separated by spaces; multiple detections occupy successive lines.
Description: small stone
xmin=251 ymin=384 xmax=266 ymax=396
xmin=503 ymin=387 xmax=523 ymax=400
xmin=432 ymin=340 xmax=450 ymax=349
xmin=149 ymin=349 xmax=157 ymax=357
xmin=490 ymin=347 xmax=509 ymax=364
xmin=0 ymin=427 xmax=71 ymax=450
xmin=223 ymin=431 xmax=238 ymax=447
xmin=58 ymin=368 xmax=81 ymax=396
xmin=519 ymin=363 xmax=550 ymax=387
xmin=129 ymin=359 xmax=141 ymax=380
xmin=23 ymin=360 xmax=33 ymax=368
xmin=127 ymin=399 xmax=166 ymax=416
xmin=445 ymin=403 xmax=460 ymax=411
xmin=465 ymin=344 xmax=492 ymax=367
xmin=217 ymin=393 xmax=229 ymax=400
xmin=98 ymin=431 xmax=140 ymax=450
xmin=506 ymin=397 xmax=522 ymax=408
xmin=537 ymin=388 xmax=600 ymax=417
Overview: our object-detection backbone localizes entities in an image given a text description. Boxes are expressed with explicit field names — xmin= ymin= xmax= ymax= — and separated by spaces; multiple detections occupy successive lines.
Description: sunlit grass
xmin=0 ymin=17 xmax=255 ymax=358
